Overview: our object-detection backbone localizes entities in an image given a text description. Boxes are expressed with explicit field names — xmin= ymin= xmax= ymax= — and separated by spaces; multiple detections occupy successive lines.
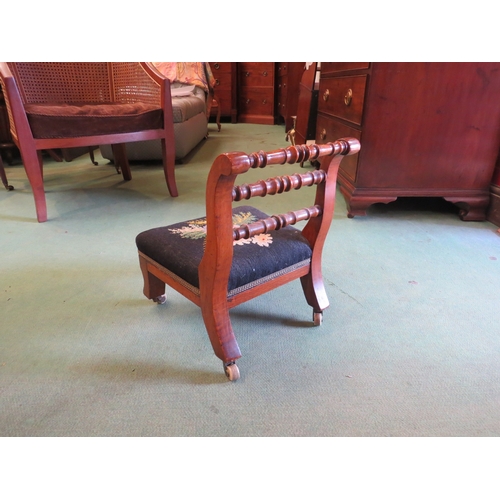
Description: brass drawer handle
xmin=323 ymin=89 xmax=330 ymax=102
xmin=214 ymin=63 xmax=220 ymax=70
xmin=344 ymin=88 xmax=353 ymax=106
xmin=263 ymin=71 xmax=268 ymax=77
xmin=320 ymin=128 xmax=327 ymax=140
xmin=246 ymin=99 xmax=251 ymax=104
xmin=245 ymin=71 xmax=251 ymax=77
xmin=262 ymin=99 xmax=267 ymax=104
xmin=215 ymin=79 xmax=220 ymax=86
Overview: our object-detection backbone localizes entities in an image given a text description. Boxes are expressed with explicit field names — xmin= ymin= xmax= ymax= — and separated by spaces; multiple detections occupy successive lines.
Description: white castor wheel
xmin=223 ymin=362 xmax=240 ymax=381
xmin=153 ymin=294 xmax=166 ymax=304
xmin=313 ymin=311 xmax=323 ymax=326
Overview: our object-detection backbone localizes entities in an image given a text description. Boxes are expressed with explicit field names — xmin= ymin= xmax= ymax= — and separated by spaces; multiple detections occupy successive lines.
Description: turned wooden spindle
xmin=232 ymin=170 xmax=326 ymax=201
xmin=243 ymin=141 xmax=353 ymax=172
xmin=233 ymin=205 xmax=322 ymax=241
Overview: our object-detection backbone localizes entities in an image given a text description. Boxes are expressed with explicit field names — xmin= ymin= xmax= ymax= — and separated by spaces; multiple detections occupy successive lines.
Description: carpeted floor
xmin=1 ymin=123 xmax=500 ymax=439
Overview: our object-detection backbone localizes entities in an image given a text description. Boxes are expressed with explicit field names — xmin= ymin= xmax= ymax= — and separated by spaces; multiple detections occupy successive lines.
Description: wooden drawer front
xmin=213 ymin=77 xmax=231 ymax=93
xmin=277 ymin=79 xmax=287 ymax=99
xmin=316 ymin=115 xmax=361 ymax=183
xmin=321 ymin=62 xmax=370 ymax=74
xmin=210 ymin=62 xmax=233 ymax=74
xmin=277 ymin=78 xmax=287 ymax=115
xmin=239 ymin=63 xmax=274 ymax=87
xmin=318 ymin=75 xmax=367 ymax=126
xmin=277 ymin=63 xmax=288 ymax=76
xmin=239 ymin=88 xmax=274 ymax=115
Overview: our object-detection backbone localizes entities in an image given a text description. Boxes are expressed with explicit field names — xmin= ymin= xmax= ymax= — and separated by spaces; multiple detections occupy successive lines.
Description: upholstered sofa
xmin=100 ymin=82 xmax=208 ymax=163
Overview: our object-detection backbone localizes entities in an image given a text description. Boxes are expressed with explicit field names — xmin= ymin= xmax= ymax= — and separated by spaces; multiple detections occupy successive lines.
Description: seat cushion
xmin=136 ymin=206 xmax=313 ymax=294
xmin=171 ymin=95 xmax=206 ymax=123
xmin=25 ymin=102 xmax=163 ymax=139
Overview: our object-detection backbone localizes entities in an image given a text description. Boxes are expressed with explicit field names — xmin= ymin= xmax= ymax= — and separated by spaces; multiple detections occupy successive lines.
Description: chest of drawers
xmin=237 ymin=62 xmax=276 ymax=125
xmin=316 ymin=62 xmax=500 ymax=220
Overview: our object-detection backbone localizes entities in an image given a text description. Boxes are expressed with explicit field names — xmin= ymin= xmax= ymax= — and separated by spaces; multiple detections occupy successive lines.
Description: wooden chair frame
xmin=0 ymin=62 xmax=177 ymax=222
xmin=138 ymin=138 xmax=360 ymax=380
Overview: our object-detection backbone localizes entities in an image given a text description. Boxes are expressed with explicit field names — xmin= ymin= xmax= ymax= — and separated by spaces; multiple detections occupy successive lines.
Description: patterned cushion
xmin=136 ymin=206 xmax=313 ymax=293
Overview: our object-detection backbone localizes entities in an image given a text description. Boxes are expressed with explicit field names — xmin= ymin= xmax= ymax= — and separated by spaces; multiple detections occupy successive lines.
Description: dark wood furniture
xmin=237 ymin=62 xmax=276 ymax=125
xmin=487 ymin=155 xmax=500 ymax=227
xmin=277 ymin=62 xmax=305 ymax=132
xmin=295 ymin=62 xmax=320 ymax=146
xmin=0 ymin=62 xmax=178 ymax=223
xmin=135 ymin=138 xmax=360 ymax=380
xmin=315 ymin=62 xmax=500 ymax=221
xmin=209 ymin=62 xmax=237 ymax=124
xmin=0 ymin=154 xmax=13 ymax=191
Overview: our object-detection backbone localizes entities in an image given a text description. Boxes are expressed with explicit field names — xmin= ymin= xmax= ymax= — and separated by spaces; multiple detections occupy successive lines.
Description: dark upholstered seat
xmin=25 ymin=102 xmax=164 ymax=139
xmin=136 ymin=139 xmax=361 ymax=381
xmin=136 ymin=205 xmax=313 ymax=294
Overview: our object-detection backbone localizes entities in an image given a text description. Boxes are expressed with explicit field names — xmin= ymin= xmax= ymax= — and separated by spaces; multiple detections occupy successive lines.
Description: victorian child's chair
xmin=136 ymin=138 xmax=360 ymax=380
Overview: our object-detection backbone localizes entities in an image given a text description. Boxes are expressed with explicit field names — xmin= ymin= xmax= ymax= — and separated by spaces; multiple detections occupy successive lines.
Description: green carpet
xmin=1 ymin=123 xmax=500 ymax=438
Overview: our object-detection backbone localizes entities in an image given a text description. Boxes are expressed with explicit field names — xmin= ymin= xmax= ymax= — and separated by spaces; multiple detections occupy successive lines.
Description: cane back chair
xmin=136 ymin=138 xmax=361 ymax=381
xmin=0 ymin=62 xmax=177 ymax=222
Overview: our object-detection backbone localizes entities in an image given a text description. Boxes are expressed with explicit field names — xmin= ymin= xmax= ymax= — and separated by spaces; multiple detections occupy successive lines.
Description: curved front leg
xmin=200 ymin=289 xmax=241 ymax=364
xmin=19 ymin=146 xmax=47 ymax=222
xmin=300 ymin=269 xmax=329 ymax=314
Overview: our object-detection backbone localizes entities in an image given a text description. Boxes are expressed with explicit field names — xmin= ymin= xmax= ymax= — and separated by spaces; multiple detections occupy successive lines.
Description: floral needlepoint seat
xmin=136 ymin=206 xmax=313 ymax=297
xmin=136 ymin=138 xmax=360 ymax=381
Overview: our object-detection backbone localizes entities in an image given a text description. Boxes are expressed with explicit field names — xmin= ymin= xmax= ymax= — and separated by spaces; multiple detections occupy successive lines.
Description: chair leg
xmin=19 ymin=146 xmax=47 ymax=222
xmin=0 ymin=155 xmax=14 ymax=191
xmin=45 ymin=149 xmax=63 ymax=162
xmin=89 ymin=147 xmax=98 ymax=166
xmin=213 ymin=97 xmax=221 ymax=132
xmin=138 ymin=254 xmax=166 ymax=303
xmin=200 ymin=292 xmax=241 ymax=364
xmin=161 ymin=139 xmax=178 ymax=198
xmin=300 ymin=270 xmax=329 ymax=320
xmin=111 ymin=144 xmax=132 ymax=181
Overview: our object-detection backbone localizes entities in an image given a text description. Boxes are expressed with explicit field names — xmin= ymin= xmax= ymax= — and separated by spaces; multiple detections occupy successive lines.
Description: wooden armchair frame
xmin=0 ymin=62 xmax=177 ymax=222
xmin=137 ymin=138 xmax=360 ymax=380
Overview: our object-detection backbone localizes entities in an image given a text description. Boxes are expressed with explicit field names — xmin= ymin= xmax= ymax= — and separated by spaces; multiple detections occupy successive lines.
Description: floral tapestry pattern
xmin=152 ymin=62 xmax=215 ymax=93
xmin=168 ymin=212 xmax=273 ymax=247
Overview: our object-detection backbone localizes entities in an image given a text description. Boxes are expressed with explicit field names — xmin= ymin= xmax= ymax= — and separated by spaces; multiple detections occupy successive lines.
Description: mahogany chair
xmin=0 ymin=62 xmax=177 ymax=222
xmin=136 ymin=138 xmax=360 ymax=381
